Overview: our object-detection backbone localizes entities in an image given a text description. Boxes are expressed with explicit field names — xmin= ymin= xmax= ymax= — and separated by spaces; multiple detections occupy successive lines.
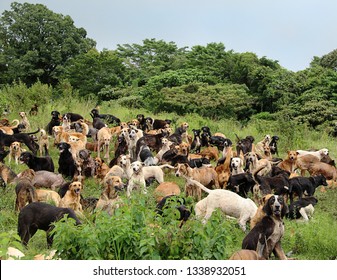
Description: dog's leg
xmin=273 ymin=242 xmax=287 ymax=260
xmin=299 ymin=207 xmax=310 ymax=221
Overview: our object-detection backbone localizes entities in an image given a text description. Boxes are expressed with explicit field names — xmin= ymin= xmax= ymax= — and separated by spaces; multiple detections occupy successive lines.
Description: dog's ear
xmin=263 ymin=196 xmax=273 ymax=216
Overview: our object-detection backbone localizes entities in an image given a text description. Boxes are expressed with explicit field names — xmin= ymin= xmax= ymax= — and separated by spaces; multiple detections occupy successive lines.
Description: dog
xmin=0 ymin=148 xmax=10 ymax=163
xmin=38 ymin=129 xmax=49 ymax=156
xmin=19 ymin=151 xmax=54 ymax=172
xmin=95 ymin=175 xmax=124 ymax=215
xmin=307 ymin=161 xmax=337 ymax=182
xmin=97 ymin=127 xmax=112 ymax=160
xmin=295 ymin=154 xmax=320 ymax=176
xmin=249 ymin=194 xmax=274 ymax=229
xmin=90 ymin=108 xmax=120 ymax=126
xmin=154 ymin=181 xmax=181 ymax=203
xmin=236 ymin=135 xmax=254 ymax=156
xmin=287 ymin=196 xmax=318 ymax=221
xmin=241 ymin=194 xmax=288 ymax=260
xmin=127 ymin=161 xmax=147 ymax=197
xmin=0 ymin=162 xmax=17 ymax=186
xmin=288 ymin=174 xmax=327 ymax=202
xmin=29 ymin=170 xmax=67 ymax=191
xmin=245 ymin=151 xmax=272 ymax=176
xmin=94 ymin=157 xmax=110 ymax=181
xmin=15 ymin=169 xmax=37 ymax=211
xmin=46 ymin=111 xmax=61 ymax=136
xmin=35 ymin=189 xmax=61 ymax=206
xmin=155 ymin=195 xmax=191 ymax=228
xmin=230 ymin=157 xmax=245 ymax=175
xmin=296 ymin=148 xmax=329 ymax=160
xmin=269 ymin=135 xmax=279 ymax=156
xmin=138 ymin=144 xmax=156 ymax=166
xmin=19 ymin=111 xmax=31 ymax=132
xmin=18 ymin=202 xmax=81 ymax=247
xmin=77 ymin=149 xmax=96 ymax=178
xmin=254 ymin=134 xmax=271 ymax=159
xmin=175 ymin=163 xmax=220 ymax=201
xmin=229 ymin=249 xmax=264 ymax=260
xmin=190 ymin=178 xmax=257 ymax=231
xmin=190 ymin=129 xmax=202 ymax=153
xmin=277 ymin=150 xmax=298 ymax=173
xmin=57 ymin=142 xmax=77 ymax=179
xmin=155 ymin=137 xmax=173 ymax=163
xmin=59 ymin=181 xmax=83 ymax=214
xmin=226 ymin=172 xmax=256 ymax=198
xmin=200 ymin=146 xmax=219 ymax=161
xmin=63 ymin=112 xmax=84 ymax=122
xmin=9 ymin=141 xmax=24 ymax=164
xmin=0 ymin=128 xmax=40 ymax=154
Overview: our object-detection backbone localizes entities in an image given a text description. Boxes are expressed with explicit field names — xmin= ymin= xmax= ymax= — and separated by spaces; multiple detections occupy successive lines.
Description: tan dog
xmin=215 ymin=146 xmax=233 ymax=188
xmin=19 ymin=111 xmax=30 ymax=132
xmin=175 ymin=163 xmax=220 ymax=201
xmin=97 ymin=127 xmax=112 ymax=160
xmin=0 ymin=162 xmax=18 ymax=184
xmin=155 ymin=138 xmax=173 ymax=163
xmin=59 ymin=181 xmax=83 ymax=214
xmin=296 ymin=148 xmax=329 ymax=160
xmin=96 ymin=176 xmax=124 ymax=215
xmin=307 ymin=161 xmax=337 ymax=182
xmin=200 ymin=146 xmax=219 ymax=161
xmin=154 ymin=182 xmax=181 ymax=203
xmin=68 ymin=135 xmax=86 ymax=161
xmin=229 ymin=249 xmax=264 ymax=260
xmin=9 ymin=141 xmax=24 ymax=164
xmin=277 ymin=150 xmax=298 ymax=173
xmin=245 ymin=152 xmax=272 ymax=176
xmin=254 ymin=135 xmax=271 ymax=159
xmin=38 ymin=129 xmax=49 ymax=156
xmin=52 ymin=126 xmax=87 ymax=145
xmin=94 ymin=157 xmax=110 ymax=181
xmin=35 ymin=189 xmax=61 ymax=206
xmin=295 ymin=154 xmax=320 ymax=176
xmin=177 ymin=141 xmax=190 ymax=156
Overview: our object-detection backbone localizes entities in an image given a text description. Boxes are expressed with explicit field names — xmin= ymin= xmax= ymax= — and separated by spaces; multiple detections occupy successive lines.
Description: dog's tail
xmin=26 ymin=128 xmax=40 ymax=135
xmin=252 ymin=165 xmax=266 ymax=185
xmin=183 ymin=176 xmax=212 ymax=194
xmin=158 ymin=164 xmax=175 ymax=169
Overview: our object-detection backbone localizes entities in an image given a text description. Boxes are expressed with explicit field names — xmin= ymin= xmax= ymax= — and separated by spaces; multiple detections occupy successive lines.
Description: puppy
xmin=127 ymin=161 xmax=146 ymax=197
xmin=95 ymin=175 xmax=124 ymax=215
xmin=190 ymin=178 xmax=257 ymax=231
xmin=287 ymin=196 xmax=318 ymax=221
xmin=18 ymin=202 xmax=81 ymax=247
xmin=9 ymin=141 xmax=23 ymax=164
xmin=242 ymin=195 xmax=288 ymax=260
xmin=59 ymin=181 xmax=83 ymax=214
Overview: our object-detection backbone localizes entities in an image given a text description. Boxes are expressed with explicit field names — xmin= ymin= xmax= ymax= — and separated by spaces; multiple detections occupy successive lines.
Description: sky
xmin=1 ymin=0 xmax=337 ymax=72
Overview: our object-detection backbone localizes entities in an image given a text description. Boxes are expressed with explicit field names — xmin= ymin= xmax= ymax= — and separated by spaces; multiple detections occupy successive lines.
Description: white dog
xmin=296 ymin=148 xmax=329 ymax=160
xmin=189 ymin=178 xmax=257 ymax=231
xmin=230 ymin=157 xmax=245 ymax=175
xmin=127 ymin=161 xmax=147 ymax=197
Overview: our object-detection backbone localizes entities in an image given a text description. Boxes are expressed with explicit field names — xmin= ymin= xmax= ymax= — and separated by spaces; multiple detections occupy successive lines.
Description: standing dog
xmin=127 ymin=161 xmax=147 ymax=197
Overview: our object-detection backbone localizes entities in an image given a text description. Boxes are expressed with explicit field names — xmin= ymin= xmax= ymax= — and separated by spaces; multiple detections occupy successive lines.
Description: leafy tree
xmin=0 ymin=2 xmax=95 ymax=86
xmin=63 ymin=49 xmax=126 ymax=98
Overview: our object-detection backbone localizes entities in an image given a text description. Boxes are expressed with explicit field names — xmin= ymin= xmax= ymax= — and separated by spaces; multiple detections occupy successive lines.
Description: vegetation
xmin=0 ymin=2 xmax=337 ymax=260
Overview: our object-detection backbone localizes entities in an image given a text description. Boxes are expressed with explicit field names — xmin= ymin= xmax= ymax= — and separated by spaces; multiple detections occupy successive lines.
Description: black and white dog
xmin=287 ymin=196 xmax=318 ymax=221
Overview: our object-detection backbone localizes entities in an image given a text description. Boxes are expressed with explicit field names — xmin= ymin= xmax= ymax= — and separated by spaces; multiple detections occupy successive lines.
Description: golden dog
xmin=59 ymin=181 xmax=83 ymax=214
xmin=94 ymin=157 xmax=110 ymax=181
xmin=200 ymin=146 xmax=219 ymax=161
xmin=9 ymin=141 xmax=24 ymax=164
xmin=96 ymin=176 xmax=124 ymax=215
xmin=154 ymin=182 xmax=181 ymax=203
xmin=277 ymin=150 xmax=298 ymax=173
xmin=35 ymin=189 xmax=61 ymax=206
xmin=38 ymin=129 xmax=49 ymax=156
xmin=229 ymin=249 xmax=264 ymax=260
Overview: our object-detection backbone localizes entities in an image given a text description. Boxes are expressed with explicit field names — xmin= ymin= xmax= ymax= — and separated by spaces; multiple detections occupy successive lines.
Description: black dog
xmin=18 ymin=202 xmax=81 ymax=247
xmin=63 ymin=112 xmax=84 ymax=122
xmin=288 ymin=174 xmax=327 ymax=202
xmin=235 ymin=135 xmax=254 ymax=156
xmin=155 ymin=195 xmax=191 ymax=228
xmin=226 ymin=172 xmax=255 ymax=198
xmin=19 ymin=151 xmax=54 ymax=172
xmin=269 ymin=135 xmax=279 ymax=156
xmin=57 ymin=142 xmax=77 ymax=179
xmin=287 ymin=196 xmax=318 ymax=220
xmin=90 ymin=108 xmax=120 ymax=126
xmin=46 ymin=110 xmax=61 ymax=135
xmin=190 ymin=129 xmax=201 ymax=153
xmin=188 ymin=157 xmax=210 ymax=168
xmin=0 ymin=148 xmax=9 ymax=163
xmin=0 ymin=129 xmax=40 ymax=154
xmin=209 ymin=136 xmax=232 ymax=151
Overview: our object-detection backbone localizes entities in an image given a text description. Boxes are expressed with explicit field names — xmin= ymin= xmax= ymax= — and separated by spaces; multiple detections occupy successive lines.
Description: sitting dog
xmin=242 ymin=195 xmax=288 ymax=259
xmin=269 ymin=135 xmax=279 ymax=156
xmin=18 ymin=202 xmax=81 ymax=247
xmin=19 ymin=111 xmax=31 ymax=132
xmin=0 ymin=162 xmax=17 ymax=186
xmin=94 ymin=157 xmax=110 ymax=181
xmin=38 ymin=129 xmax=49 ymax=156
xmin=19 ymin=151 xmax=54 ymax=172
xmin=9 ymin=141 xmax=24 ymax=164
xmin=287 ymin=196 xmax=318 ymax=221
xmin=250 ymin=194 xmax=274 ymax=229
xmin=95 ymin=175 xmax=124 ymax=215
xmin=46 ymin=110 xmax=61 ymax=136
xmin=277 ymin=150 xmax=298 ymax=173
xmin=57 ymin=142 xmax=77 ymax=179
xmin=190 ymin=178 xmax=257 ymax=231
xmin=77 ymin=149 xmax=96 ymax=178
xmin=59 ymin=181 xmax=83 ymax=214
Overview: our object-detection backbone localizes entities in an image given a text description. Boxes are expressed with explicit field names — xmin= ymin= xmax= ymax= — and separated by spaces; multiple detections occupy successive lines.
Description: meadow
xmin=1 ymin=98 xmax=337 ymax=260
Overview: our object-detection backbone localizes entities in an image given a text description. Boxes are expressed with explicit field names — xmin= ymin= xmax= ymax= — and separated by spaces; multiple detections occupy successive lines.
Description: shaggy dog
xmin=95 ymin=175 xmax=124 ymax=215
xmin=38 ymin=129 xmax=49 ymax=156
xmin=242 ymin=195 xmax=288 ymax=260
xmin=59 ymin=181 xmax=83 ymax=214
xmin=15 ymin=169 xmax=37 ymax=211
xmin=287 ymin=196 xmax=318 ymax=221
xmin=18 ymin=202 xmax=81 ymax=247
xmin=19 ymin=151 xmax=54 ymax=172
xmin=189 ymin=178 xmax=257 ymax=231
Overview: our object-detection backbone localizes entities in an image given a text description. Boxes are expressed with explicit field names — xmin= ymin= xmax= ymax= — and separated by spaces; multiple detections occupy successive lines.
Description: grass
xmin=1 ymin=98 xmax=337 ymax=260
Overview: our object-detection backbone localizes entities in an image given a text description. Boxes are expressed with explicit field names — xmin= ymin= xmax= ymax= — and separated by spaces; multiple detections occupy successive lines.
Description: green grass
xmin=1 ymin=98 xmax=337 ymax=260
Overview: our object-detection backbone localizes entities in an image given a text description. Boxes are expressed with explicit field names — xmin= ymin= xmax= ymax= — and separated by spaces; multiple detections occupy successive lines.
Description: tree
xmin=0 ymin=2 xmax=95 ymax=86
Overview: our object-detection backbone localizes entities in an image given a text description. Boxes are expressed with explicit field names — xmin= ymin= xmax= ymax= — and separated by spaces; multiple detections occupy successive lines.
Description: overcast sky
xmin=1 ymin=0 xmax=337 ymax=72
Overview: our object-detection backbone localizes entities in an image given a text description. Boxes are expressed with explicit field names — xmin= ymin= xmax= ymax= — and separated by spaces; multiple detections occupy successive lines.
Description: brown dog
xmin=200 ymin=146 xmax=219 ymax=161
xmin=229 ymin=249 xmax=264 ymax=260
xmin=277 ymin=150 xmax=298 ymax=173
xmin=15 ymin=169 xmax=37 ymax=211
xmin=250 ymin=194 xmax=274 ymax=229
xmin=94 ymin=157 xmax=110 ymax=181
xmin=35 ymin=189 xmax=61 ymax=206
xmin=0 ymin=162 xmax=17 ymax=185
xmin=307 ymin=161 xmax=337 ymax=183
xmin=154 ymin=182 xmax=181 ymax=203
xmin=175 ymin=163 xmax=219 ymax=201
xmin=9 ymin=141 xmax=24 ymax=164
xmin=295 ymin=154 xmax=320 ymax=176
xmin=59 ymin=181 xmax=83 ymax=214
